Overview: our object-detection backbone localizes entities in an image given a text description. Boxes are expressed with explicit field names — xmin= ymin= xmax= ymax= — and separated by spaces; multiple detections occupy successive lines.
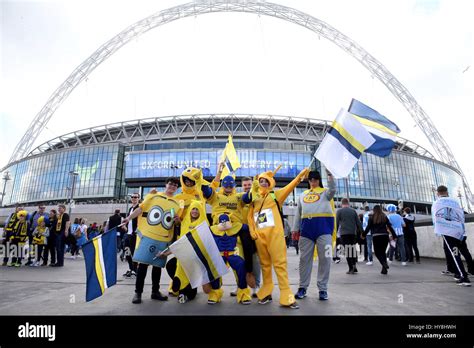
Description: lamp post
xmin=458 ymin=187 xmax=465 ymax=211
xmin=68 ymin=171 xmax=79 ymax=216
xmin=1 ymin=171 xmax=12 ymax=207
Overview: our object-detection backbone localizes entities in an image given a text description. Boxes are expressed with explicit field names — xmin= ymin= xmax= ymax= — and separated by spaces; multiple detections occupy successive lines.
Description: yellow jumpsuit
xmin=246 ymin=168 xmax=309 ymax=306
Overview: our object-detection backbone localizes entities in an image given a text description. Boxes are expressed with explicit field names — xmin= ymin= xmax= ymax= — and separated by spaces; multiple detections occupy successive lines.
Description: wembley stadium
xmin=0 ymin=113 xmax=468 ymax=214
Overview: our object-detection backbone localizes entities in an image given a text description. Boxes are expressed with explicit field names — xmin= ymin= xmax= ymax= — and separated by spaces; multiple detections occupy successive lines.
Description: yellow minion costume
xmin=242 ymin=167 xmax=309 ymax=307
xmin=32 ymin=216 xmax=48 ymax=245
xmin=8 ymin=210 xmax=29 ymax=267
xmin=132 ymin=193 xmax=181 ymax=267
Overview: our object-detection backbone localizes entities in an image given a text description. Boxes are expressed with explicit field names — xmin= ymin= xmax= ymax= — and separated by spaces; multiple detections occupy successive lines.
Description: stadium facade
xmin=0 ymin=114 xmax=468 ymax=213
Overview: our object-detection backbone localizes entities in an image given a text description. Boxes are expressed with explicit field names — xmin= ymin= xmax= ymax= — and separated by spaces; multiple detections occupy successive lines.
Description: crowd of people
xmin=2 ymin=166 xmax=472 ymax=309
xmin=2 ymin=203 xmax=106 ymax=267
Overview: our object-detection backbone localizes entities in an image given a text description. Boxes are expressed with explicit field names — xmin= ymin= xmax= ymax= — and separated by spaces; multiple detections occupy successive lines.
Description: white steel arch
xmin=6 ymin=0 xmax=472 ymax=206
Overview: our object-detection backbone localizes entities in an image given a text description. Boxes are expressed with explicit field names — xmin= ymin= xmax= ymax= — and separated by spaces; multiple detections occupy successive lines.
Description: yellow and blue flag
xmin=220 ymin=135 xmax=240 ymax=177
xmin=348 ymin=99 xmax=401 ymax=157
xmin=83 ymin=228 xmax=117 ymax=302
xmin=315 ymin=108 xmax=376 ymax=178
xmin=169 ymin=221 xmax=228 ymax=288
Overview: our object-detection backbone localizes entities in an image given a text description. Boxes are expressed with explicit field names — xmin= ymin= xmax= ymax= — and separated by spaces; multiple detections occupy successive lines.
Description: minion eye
xmin=162 ymin=211 xmax=174 ymax=230
xmin=147 ymin=206 xmax=163 ymax=226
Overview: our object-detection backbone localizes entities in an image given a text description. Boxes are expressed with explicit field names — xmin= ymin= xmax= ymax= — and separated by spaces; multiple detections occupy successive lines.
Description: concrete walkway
xmin=0 ymin=249 xmax=472 ymax=316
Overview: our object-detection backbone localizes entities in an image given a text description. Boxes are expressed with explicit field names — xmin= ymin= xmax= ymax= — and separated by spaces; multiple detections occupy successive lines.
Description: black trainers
xmin=123 ymin=270 xmax=131 ymax=278
xmin=288 ymin=302 xmax=299 ymax=309
xmin=456 ymin=278 xmax=471 ymax=287
xmin=258 ymin=295 xmax=273 ymax=305
xmin=151 ymin=292 xmax=168 ymax=301
xmin=381 ymin=266 xmax=388 ymax=275
xmin=353 ymin=267 xmax=358 ymax=273
xmin=240 ymin=299 xmax=252 ymax=305
xmin=132 ymin=293 xmax=142 ymax=304
xmin=441 ymin=270 xmax=453 ymax=275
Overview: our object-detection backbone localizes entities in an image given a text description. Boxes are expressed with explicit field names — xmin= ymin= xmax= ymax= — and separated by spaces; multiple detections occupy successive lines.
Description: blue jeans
xmin=388 ymin=235 xmax=406 ymax=262
xmin=366 ymin=235 xmax=373 ymax=262
xmin=55 ymin=234 xmax=65 ymax=266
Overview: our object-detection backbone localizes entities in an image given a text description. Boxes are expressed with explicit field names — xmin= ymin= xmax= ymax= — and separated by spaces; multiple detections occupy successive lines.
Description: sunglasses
xmin=131 ymin=196 xmax=139 ymax=199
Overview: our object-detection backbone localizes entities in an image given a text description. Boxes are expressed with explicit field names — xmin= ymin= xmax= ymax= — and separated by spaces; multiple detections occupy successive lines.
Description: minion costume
xmin=242 ymin=167 xmax=309 ymax=307
xmin=167 ymin=200 xmax=208 ymax=303
xmin=9 ymin=210 xmax=29 ymax=267
xmin=133 ymin=193 xmax=181 ymax=267
xmin=292 ymin=170 xmax=336 ymax=301
xmin=207 ymin=213 xmax=252 ymax=305
xmin=132 ymin=192 xmax=181 ymax=303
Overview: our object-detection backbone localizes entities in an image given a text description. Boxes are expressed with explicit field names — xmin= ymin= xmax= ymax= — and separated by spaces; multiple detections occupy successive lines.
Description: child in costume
xmin=31 ymin=216 xmax=50 ymax=267
xmin=242 ymin=166 xmax=309 ymax=308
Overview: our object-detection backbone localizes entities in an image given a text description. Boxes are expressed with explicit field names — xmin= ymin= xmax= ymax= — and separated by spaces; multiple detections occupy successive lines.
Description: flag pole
xmin=345 ymin=176 xmax=350 ymax=200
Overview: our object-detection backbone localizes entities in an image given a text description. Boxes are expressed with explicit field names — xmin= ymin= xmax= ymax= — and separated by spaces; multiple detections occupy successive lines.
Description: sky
xmin=1 ymin=0 xmax=473 ymax=198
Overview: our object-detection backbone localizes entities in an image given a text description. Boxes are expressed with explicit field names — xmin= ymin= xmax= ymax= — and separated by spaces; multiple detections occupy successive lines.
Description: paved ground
xmin=0 ymin=249 xmax=472 ymax=316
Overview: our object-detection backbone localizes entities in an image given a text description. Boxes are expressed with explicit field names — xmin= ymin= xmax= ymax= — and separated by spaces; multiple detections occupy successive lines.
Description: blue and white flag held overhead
xmin=348 ymin=99 xmax=401 ymax=157
xmin=315 ymin=108 xmax=376 ymax=179
xmin=83 ymin=228 xmax=117 ymax=302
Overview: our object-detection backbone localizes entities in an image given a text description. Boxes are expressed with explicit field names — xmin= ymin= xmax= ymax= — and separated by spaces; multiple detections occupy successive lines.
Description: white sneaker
xmin=230 ymin=288 xmax=238 ymax=297
xmin=387 ymin=258 xmax=392 ymax=265
xmin=366 ymin=261 xmax=373 ymax=266
xmin=402 ymin=262 xmax=407 ymax=266
xmin=71 ymin=255 xmax=76 ymax=260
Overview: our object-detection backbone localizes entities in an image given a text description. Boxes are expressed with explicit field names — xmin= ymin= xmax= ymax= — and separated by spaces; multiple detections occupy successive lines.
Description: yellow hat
xmin=38 ymin=216 xmax=45 ymax=224
xmin=17 ymin=210 xmax=28 ymax=218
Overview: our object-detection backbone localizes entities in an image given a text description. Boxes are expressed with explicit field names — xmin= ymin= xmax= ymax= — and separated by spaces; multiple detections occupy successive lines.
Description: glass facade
xmin=2 ymin=144 xmax=124 ymax=205
xmin=319 ymin=151 xmax=466 ymax=207
xmin=124 ymin=149 xmax=311 ymax=180
xmin=1 ymin=141 xmax=467 ymax=210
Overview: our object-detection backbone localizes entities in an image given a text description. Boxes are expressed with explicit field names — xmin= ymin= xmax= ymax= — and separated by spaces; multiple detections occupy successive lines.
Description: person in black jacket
xmin=403 ymin=207 xmax=420 ymax=263
xmin=361 ymin=205 xmax=396 ymax=275
xmin=122 ymin=193 xmax=141 ymax=278
xmin=107 ymin=209 xmax=124 ymax=253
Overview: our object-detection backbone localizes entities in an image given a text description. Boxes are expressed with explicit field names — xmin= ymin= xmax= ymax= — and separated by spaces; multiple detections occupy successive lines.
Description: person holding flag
xmin=292 ymin=169 xmax=336 ymax=301
xmin=122 ymin=179 xmax=182 ymax=304
xmin=242 ymin=165 xmax=309 ymax=309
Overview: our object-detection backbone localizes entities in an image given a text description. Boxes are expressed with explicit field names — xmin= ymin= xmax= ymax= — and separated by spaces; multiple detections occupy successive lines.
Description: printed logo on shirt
xmin=303 ymin=193 xmax=321 ymax=203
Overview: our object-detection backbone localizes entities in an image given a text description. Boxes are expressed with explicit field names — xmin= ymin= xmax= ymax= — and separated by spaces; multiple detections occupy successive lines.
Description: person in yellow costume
xmin=200 ymin=163 xmax=256 ymax=290
xmin=9 ymin=210 xmax=29 ymax=267
xmin=161 ymin=199 xmax=208 ymax=303
xmin=31 ymin=216 xmax=50 ymax=267
xmin=242 ymin=166 xmax=309 ymax=308
xmin=164 ymin=167 xmax=210 ymax=302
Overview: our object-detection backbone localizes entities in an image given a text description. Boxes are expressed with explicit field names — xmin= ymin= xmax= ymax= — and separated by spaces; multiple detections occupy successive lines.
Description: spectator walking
xmin=403 ymin=207 xmax=420 ymax=263
xmin=362 ymin=205 xmax=396 ymax=275
xmin=433 ymin=185 xmax=471 ymax=286
xmin=362 ymin=206 xmax=373 ymax=265
xmin=336 ymin=198 xmax=364 ymax=274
